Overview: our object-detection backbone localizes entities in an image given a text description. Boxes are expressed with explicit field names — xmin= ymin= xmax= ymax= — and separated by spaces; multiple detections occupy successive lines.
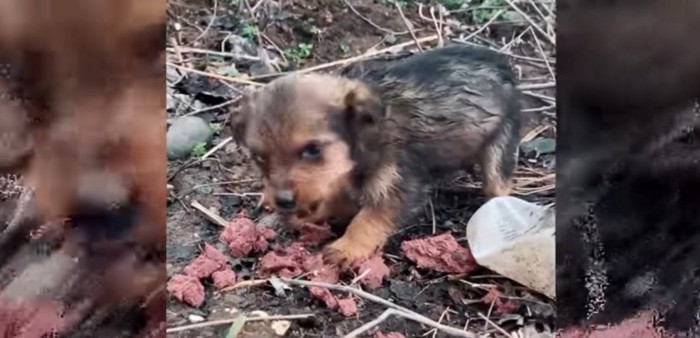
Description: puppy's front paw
xmin=321 ymin=205 xmax=394 ymax=267
xmin=322 ymin=237 xmax=375 ymax=267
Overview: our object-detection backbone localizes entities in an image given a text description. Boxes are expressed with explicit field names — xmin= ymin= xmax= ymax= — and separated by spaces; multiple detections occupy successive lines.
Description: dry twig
xmin=462 ymin=9 xmax=506 ymax=44
xmin=182 ymin=97 xmax=241 ymax=117
xmin=281 ymin=278 xmax=477 ymax=338
xmin=166 ymin=313 xmax=314 ymax=333
xmin=503 ymin=0 xmax=555 ymax=45
xmin=342 ymin=0 xmax=406 ymax=35
xmin=189 ymin=0 xmax=219 ymax=45
xmin=201 ymin=136 xmax=233 ymax=160
xmin=393 ymin=0 xmax=423 ymax=51
xmin=342 ymin=308 xmax=476 ymax=338
xmin=190 ymin=200 xmax=227 ymax=226
xmin=167 ymin=62 xmax=264 ymax=86
xmin=167 ymin=46 xmax=261 ymax=62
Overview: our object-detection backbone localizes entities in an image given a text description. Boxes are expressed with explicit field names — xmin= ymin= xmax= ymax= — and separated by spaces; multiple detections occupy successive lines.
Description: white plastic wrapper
xmin=467 ymin=196 xmax=555 ymax=299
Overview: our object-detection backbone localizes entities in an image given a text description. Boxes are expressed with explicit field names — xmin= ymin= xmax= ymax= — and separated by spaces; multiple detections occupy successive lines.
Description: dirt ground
xmin=165 ymin=0 xmax=556 ymax=337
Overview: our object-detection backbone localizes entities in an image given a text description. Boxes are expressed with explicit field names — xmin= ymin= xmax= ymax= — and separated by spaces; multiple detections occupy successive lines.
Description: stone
xmin=167 ymin=116 xmax=214 ymax=160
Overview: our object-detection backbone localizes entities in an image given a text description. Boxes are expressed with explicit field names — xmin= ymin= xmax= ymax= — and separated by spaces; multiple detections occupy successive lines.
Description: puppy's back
xmin=342 ymin=44 xmax=517 ymax=90
xmin=341 ymin=45 xmax=521 ymax=177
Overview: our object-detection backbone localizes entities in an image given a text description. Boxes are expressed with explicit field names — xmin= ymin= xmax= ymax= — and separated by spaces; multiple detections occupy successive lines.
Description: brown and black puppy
xmin=232 ymin=44 xmax=521 ymax=265
xmin=0 ymin=0 xmax=166 ymax=335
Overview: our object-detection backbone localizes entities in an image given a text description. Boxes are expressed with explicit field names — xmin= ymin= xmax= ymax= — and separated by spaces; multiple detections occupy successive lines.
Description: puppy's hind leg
xmin=479 ymin=117 xmax=520 ymax=198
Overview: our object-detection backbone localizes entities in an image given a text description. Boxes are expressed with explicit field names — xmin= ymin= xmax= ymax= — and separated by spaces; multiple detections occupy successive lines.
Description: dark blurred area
xmin=557 ymin=0 xmax=700 ymax=335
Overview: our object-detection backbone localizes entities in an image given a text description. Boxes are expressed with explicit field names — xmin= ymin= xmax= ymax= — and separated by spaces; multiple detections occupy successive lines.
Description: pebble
xmin=249 ymin=61 xmax=276 ymax=77
xmin=167 ymin=116 xmax=214 ymax=160
xmin=250 ymin=310 xmax=269 ymax=318
xmin=257 ymin=214 xmax=280 ymax=229
xmin=188 ymin=314 xmax=206 ymax=323
xmin=166 ymin=65 xmax=183 ymax=84
xmin=196 ymin=186 xmax=213 ymax=195
xmin=227 ymin=34 xmax=257 ymax=57
xmin=166 ymin=91 xmax=191 ymax=114
xmin=224 ymin=307 xmax=240 ymax=315
xmin=270 ymin=320 xmax=292 ymax=336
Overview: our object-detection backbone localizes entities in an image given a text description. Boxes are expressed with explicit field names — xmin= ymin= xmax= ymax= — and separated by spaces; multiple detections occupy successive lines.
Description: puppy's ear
xmin=334 ymin=86 xmax=390 ymax=184
xmin=129 ymin=22 xmax=166 ymax=69
xmin=343 ymin=87 xmax=388 ymax=127
xmin=332 ymin=86 xmax=388 ymax=155
xmin=229 ymin=89 xmax=257 ymax=145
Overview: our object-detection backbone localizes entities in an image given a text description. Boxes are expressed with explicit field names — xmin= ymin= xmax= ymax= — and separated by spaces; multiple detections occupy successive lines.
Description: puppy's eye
xmin=300 ymin=143 xmax=322 ymax=161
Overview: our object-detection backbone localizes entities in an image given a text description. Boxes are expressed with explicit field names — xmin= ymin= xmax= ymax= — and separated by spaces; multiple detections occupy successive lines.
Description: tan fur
xmin=323 ymin=202 xmax=398 ymax=266
xmin=360 ymin=163 xmax=401 ymax=206
xmin=0 ymin=0 xmax=166 ymax=334
xmin=236 ymin=74 xmax=385 ymax=263
xmin=242 ymin=74 xmax=361 ymax=221
xmin=480 ymin=147 xmax=514 ymax=198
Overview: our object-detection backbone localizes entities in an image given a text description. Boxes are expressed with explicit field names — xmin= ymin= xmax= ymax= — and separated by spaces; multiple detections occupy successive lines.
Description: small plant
xmin=309 ymin=25 xmax=321 ymax=36
xmin=240 ymin=23 xmax=258 ymax=40
xmin=376 ymin=0 xmax=407 ymax=6
xmin=210 ymin=123 xmax=223 ymax=135
xmin=339 ymin=44 xmax=351 ymax=55
xmin=472 ymin=0 xmax=507 ymax=24
xmin=191 ymin=142 xmax=208 ymax=157
xmin=214 ymin=65 xmax=239 ymax=77
xmin=284 ymin=43 xmax=314 ymax=64
xmin=439 ymin=0 xmax=465 ymax=10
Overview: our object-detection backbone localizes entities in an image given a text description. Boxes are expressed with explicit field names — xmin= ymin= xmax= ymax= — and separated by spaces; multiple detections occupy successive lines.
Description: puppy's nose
xmin=274 ymin=190 xmax=296 ymax=210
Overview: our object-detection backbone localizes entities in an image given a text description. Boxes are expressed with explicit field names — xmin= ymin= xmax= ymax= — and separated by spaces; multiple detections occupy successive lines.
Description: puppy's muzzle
xmin=274 ymin=189 xmax=296 ymax=211
xmin=68 ymin=171 xmax=142 ymax=252
xmin=70 ymin=200 xmax=139 ymax=244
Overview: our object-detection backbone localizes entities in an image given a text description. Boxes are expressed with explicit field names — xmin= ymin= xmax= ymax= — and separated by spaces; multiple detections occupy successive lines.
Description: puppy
xmin=232 ymin=44 xmax=521 ymax=265
xmin=0 ymin=0 xmax=166 ymax=335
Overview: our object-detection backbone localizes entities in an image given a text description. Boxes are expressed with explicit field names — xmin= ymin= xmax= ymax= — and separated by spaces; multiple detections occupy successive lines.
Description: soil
xmin=166 ymin=0 xmax=556 ymax=337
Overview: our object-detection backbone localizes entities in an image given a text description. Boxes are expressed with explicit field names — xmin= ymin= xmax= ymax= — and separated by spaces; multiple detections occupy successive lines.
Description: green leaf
xmin=214 ymin=65 xmax=239 ymax=77
xmin=284 ymin=43 xmax=314 ymax=64
xmin=210 ymin=123 xmax=223 ymax=135
xmin=241 ymin=24 xmax=258 ymax=40
xmin=439 ymin=0 xmax=465 ymax=10
xmin=225 ymin=315 xmax=247 ymax=338
xmin=501 ymin=10 xmax=524 ymax=23
xmin=269 ymin=276 xmax=291 ymax=297
xmin=484 ymin=0 xmax=505 ymax=6
xmin=191 ymin=142 xmax=208 ymax=157
xmin=519 ymin=137 xmax=556 ymax=157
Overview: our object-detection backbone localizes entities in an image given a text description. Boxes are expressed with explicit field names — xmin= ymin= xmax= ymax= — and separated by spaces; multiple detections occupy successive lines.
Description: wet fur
xmin=233 ymin=45 xmax=521 ymax=265
xmin=557 ymin=0 xmax=700 ymax=333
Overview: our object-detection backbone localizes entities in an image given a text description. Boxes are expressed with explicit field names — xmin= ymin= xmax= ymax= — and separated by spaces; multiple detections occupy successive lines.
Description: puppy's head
xmin=0 ymin=0 xmax=167 ymax=247
xmin=232 ymin=73 xmax=388 ymax=223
